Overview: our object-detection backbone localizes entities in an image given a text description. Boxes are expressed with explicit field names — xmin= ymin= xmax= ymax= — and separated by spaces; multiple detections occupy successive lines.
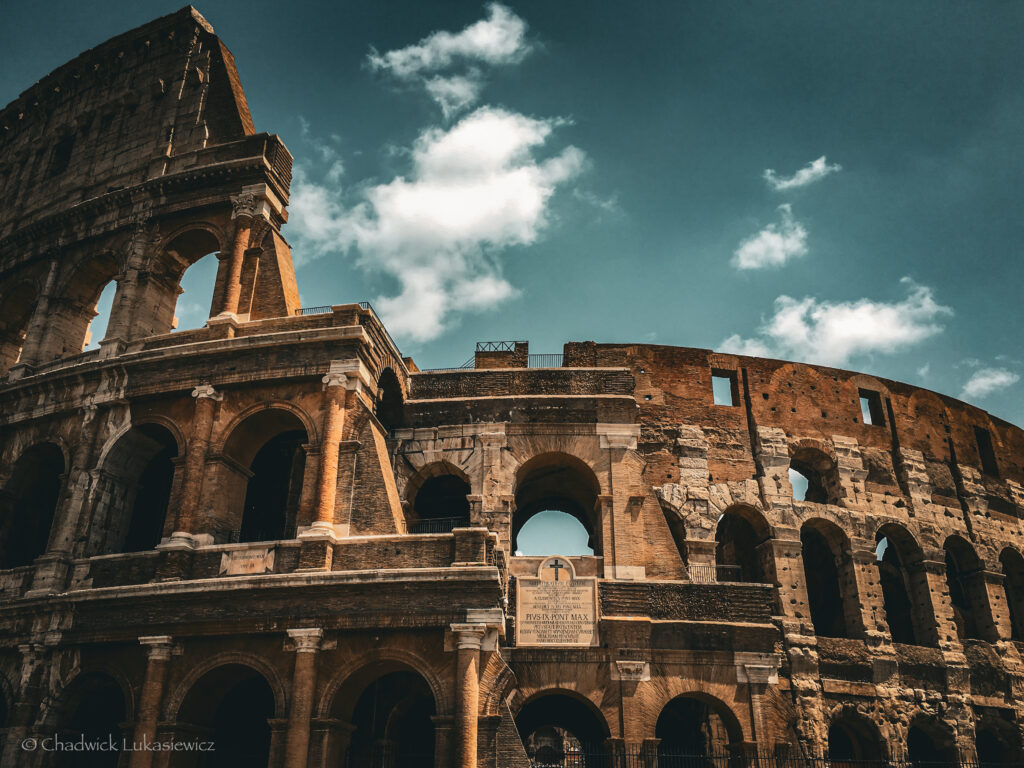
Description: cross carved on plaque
xmin=548 ymin=559 xmax=566 ymax=581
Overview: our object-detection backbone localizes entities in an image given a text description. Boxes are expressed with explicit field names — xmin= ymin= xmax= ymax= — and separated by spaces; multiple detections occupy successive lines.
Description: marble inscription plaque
xmin=516 ymin=556 xmax=598 ymax=647
xmin=219 ymin=547 xmax=275 ymax=576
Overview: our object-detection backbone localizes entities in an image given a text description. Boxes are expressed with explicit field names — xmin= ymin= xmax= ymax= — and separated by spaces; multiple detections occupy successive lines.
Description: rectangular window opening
xmin=858 ymin=389 xmax=885 ymax=425
xmin=712 ymin=370 xmax=739 ymax=407
xmin=974 ymin=426 xmax=999 ymax=477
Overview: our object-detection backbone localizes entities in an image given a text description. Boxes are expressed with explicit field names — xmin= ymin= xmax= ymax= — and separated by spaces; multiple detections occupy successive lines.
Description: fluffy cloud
xmin=731 ymin=204 xmax=808 ymax=270
xmin=960 ymin=368 xmax=1020 ymax=400
xmin=720 ymin=279 xmax=952 ymax=366
xmin=288 ymin=107 xmax=585 ymax=341
xmin=368 ymin=3 xmax=529 ymax=116
xmin=763 ymin=156 xmax=842 ymax=191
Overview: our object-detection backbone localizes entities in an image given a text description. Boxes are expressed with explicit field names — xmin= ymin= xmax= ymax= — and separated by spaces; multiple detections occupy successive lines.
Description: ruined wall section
xmin=0 ymin=6 xmax=253 ymax=236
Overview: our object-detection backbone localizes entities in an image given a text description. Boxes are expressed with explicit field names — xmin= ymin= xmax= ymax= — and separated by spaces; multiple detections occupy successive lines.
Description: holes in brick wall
xmin=49 ymin=133 xmax=75 ymax=176
xmin=711 ymin=369 xmax=738 ymax=406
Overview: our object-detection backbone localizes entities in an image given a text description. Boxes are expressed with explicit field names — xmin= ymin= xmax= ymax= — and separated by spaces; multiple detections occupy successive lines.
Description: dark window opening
xmin=49 ymin=134 xmax=75 ymax=177
xmin=516 ymin=693 xmax=609 ymax=760
xmin=974 ymin=426 xmax=999 ymax=477
xmin=376 ymin=368 xmax=404 ymax=432
xmin=827 ymin=716 xmax=883 ymax=761
xmin=512 ymin=453 xmax=601 ymax=556
xmin=348 ymin=672 xmax=435 ymax=768
xmin=240 ymin=430 xmax=306 ymax=542
xmin=1000 ymin=549 xmax=1024 ymax=642
xmin=802 ymin=526 xmax=849 ymax=638
xmin=711 ymin=370 xmax=739 ymax=407
xmin=907 ymin=722 xmax=956 ymax=763
xmin=0 ymin=443 xmax=64 ymax=569
xmin=876 ymin=535 xmax=917 ymax=644
xmin=410 ymin=473 xmax=470 ymax=533
xmin=715 ymin=511 xmax=767 ymax=583
xmin=121 ymin=427 xmax=178 ymax=552
xmin=55 ymin=675 xmax=125 ymax=768
xmin=944 ymin=540 xmax=987 ymax=641
xmin=858 ymin=388 xmax=885 ymax=425
xmin=656 ymin=697 xmax=735 ymax=755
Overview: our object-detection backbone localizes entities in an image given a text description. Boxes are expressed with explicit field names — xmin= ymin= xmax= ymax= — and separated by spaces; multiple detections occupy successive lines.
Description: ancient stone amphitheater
xmin=1 ymin=8 xmax=1022 ymax=768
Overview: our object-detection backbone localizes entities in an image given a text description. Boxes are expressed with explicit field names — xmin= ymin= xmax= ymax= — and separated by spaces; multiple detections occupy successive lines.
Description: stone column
xmin=0 ymin=643 xmax=46 ymax=767
xmin=451 ymin=623 xmax=486 ymax=768
xmin=168 ymin=385 xmax=222 ymax=543
xmin=313 ymin=370 xmax=352 ymax=531
xmin=129 ymin=636 xmax=175 ymax=768
xmin=11 ymin=257 xmax=60 ymax=373
xmin=284 ymin=628 xmax=323 ymax=768
xmin=221 ymin=211 xmax=252 ymax=317
xmin=597 ymin=424 xmax=643 ymax=580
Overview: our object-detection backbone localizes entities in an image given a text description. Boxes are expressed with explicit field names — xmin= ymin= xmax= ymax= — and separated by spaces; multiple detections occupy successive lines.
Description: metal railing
xmin=529 ymin=353 xmax=564 ymax=368
xmin=476 ymin=340 xmax=526 ymax=351
xmin=685 ymin=563 xmax=744 ymax=583
xmin=531 ymin=751 xmax=1001 ymax=768
xmin=406 ymin=516 xmax=469 ymax=534
xmin=294 ymin=305 xmax=332 ymax=315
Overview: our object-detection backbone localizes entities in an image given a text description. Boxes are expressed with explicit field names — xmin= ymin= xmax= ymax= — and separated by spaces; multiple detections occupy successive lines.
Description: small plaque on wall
xmin=516 ymin=556 xmax=599 ymax=647
xmin=219 ymin=547 xmax=275 ymax=576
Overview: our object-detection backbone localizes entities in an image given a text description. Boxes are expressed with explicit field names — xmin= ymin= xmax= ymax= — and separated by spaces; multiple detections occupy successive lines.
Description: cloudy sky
xmin=3 ymin=0 xmax=1022 ymax=428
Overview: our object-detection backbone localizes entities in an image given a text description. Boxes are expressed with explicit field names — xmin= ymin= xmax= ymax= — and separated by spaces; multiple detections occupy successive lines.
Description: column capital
xmin=192 ymin=384 xmax=223 ymax=401
xmin=139 ymin=635 xmax=175 ymax=660
xmin=231 ymin=183 xmax=284 ymax=221
xmin=287 ymin=627 xmax=324 ymax=653
xmin=450 ymin=623 xmax=487 ymax=650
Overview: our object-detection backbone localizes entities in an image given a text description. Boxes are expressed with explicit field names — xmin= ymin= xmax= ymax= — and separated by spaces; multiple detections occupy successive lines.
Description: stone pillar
xmin=314 ymin=370 xmax=352 ymax=529
xmin=284 ymin=628 xmax=323 ymax=768
xmin=168 ymin=385 xmax=222 ymax=542
xmin=11 ymin=257 xmax=60 ymax=373
xmin=431 ymin=715 xmax=455 ymax=768
xmin=452 ymin=623 xmax=486 ymax=768
xmin=0 ymin=643 xmax=47 ymax=767
xmin=221 ymin=212 xmax=252 ymax=316
xmin=129 ymin=636 xmax=175 ymax=768
xmin=640 ymin=738 xmax=660 ymax=768
xmin=597 ymin=424 xmax=643 ymax=580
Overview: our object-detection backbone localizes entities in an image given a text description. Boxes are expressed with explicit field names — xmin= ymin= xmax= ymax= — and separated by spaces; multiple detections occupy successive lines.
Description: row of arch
xmin=19 ymin=664 xmax=1020 ymax=766
xmin=0 ymin=372 xmax=405 ymax=568
xmin=715 ymin=504 xmax=1024 ymax=646
xmin=0 ymin=226 xmax=225 ymax=375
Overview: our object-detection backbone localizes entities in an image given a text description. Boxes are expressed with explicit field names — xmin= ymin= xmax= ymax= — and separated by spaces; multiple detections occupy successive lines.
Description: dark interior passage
xmin=716 ymin=511 xmax=766 ymax=583
xmin=55 ymin=674 xmax=126 ymax=768
xmin=346 ymin=671 xmax=435 ymax=768
xmin=802 ymin=524 xmax=849 ymax=638
xmin=0 ymin=442 xmax=64 ymax=568
xmin=240 ymin=429 xmax=306 ymax=542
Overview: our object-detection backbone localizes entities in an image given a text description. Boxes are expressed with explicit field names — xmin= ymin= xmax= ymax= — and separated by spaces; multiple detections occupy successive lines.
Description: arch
xmin=83 ymin=279 xmax=118 ymax=351
xmin=217 ymin=401 xmax=318 ymax=456
xmin=319 ymin=649 xmax=449 ymax=719
xmin=90 ymin=422 xmax=179 ymax=555
xmin=512 ymin=452 xmax=602 ymax=556
xmin=715 ymin=504 xmax=771 ymax=583
xmin=943 ymin=535 xmax=993 ymax=642
xmin=375 ymin=367 xmax=404 ymax=432
xmin=0 ymin=280 xmax=39 ymax=375
xmin=47 ymin=671 xmax=128 ymax=768
xmin=801 ymin=518 xmax=856 ymax=638
xmin=406 ymin=461 xmax=471 ymax=533
xmin=655 ymin=692 xmax=745 ymax=755
xmin=219 ymin=405 xmax=312 ymax=542
xmin=164 ymin=651 xmax=287 ymax=722
xmin=175 ymin=663 xmax=276 ymax=767
xmin=789 ymin=442 xmax=842 ymax=505
xmin=164 ymin=226 xmax=223 ymax=330
xmin=326 ymin=658 xmax=440 ymax=768
xmin=514 ymin=689 xmax=611 ymax=757
xmin=875 ymin=523 xmax=938 ymax=646
xmin=975 ymin=715 xmax=1022 ymax=764
xmin=0 ymin=441 xmax=66 ymax=569
xmin=50 ymin=250 xmax=123 ymax=360
xmin=827 ymin=709 xmax=885 ymax=761
xmin=999 ymin=548 xmax=1024 ymax=641
xmin=906 ymin=715 xmax=957 ymax=763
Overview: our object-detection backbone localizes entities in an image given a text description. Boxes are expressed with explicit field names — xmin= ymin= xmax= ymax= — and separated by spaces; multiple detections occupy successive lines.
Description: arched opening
xmin=0 ymin=442 xmax=65 ymax=569
xmin=976 ymin=719 xmax=1022 ymax=765
xmin=166 ymin=228 xmax=222 ymax=331
xmin=53 ymin=672 xmax=127 ymax=768
xmin=0 ymin=281 xmax=38 ymax=375
xmin=655 ymin=694 xmax=744 ymax=756
xmin=512 ymin=454 xmax=601 ymax=557
xmin=827 ymin=711 xmax=884 ymax=762
xmin=177 ymin=663 xmax=275 ymax=766
xmin=876 ymin=525 xmax=937 ymax=647
xmin=83 ymin=280 xmax=117 ymax=351
xmin=332 ymin=668 xmax=436 ymax=768
xmin=944 ymin=536 xmax=992 ymax=642
xmin=91 ymin=424 xmax=179 ymax=555
xmin=515 ymin=690 xmax=610 ymax=761
xmin=408 ymin=467 xmax=471 ymax=534
xmin=715 ymin=507 xmax=769 ymax=583
xmin=376 ymin=368 xmax=404 ymax=433
xmin=999 ymin=548 xmax=1024 ymax=641
xmin=907 ymin=718 xmax=957 ymax=764
xmin=789 ymin=446 xmax=841 ymax=505
xmin=222 ymin=409 xmax=309 ymax=543
xmin=801 ymin=520 xmax=855 ymax=638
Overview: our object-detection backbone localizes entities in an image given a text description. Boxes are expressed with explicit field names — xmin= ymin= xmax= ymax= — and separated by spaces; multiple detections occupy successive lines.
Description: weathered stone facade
xmin=1 ymin=8 xmax=1023 ymax=767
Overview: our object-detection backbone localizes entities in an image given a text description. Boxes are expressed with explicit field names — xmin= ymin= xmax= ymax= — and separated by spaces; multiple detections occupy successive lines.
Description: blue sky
xmin=3 ymin=1 xmax=1022 ymax=428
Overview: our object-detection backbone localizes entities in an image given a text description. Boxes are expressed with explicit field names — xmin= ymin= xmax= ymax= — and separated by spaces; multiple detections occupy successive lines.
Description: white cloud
xmin=287 ymin=107 xmax=585 ymax=341
xmin=916 ymin=363 xmax=931 ymax=379
xmin=763 ymin=156 xmax=842 ymax=191
xmin=368 ymin=3 xmax=530 ymax=116
xmin=731 ymin=204 xmax=808 ymax=270
xmin=720 ymin=278 xmax=952 ymax=367
xmin=960 ymin=368 xmax=1020 ymax=400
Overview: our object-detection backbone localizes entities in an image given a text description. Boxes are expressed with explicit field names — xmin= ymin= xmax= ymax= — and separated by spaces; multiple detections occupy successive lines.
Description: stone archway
xmin=514 ymin=689 xmax=611 ymax=761
xmin=512 ymin=453 xmax=601 ymax=556
xmin=0 ymin=442 xmax=65 ymax=569
xmin=655 ymin=692 xmax=746 ymax=757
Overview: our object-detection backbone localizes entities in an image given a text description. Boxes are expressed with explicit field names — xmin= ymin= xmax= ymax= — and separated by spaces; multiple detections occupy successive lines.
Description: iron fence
xmin=294 ymin=305 xmax=332 ymax=315
xmin=530 ymin=752 xmax=1007 ymax=768
xmin=406 ymin=516 xmax=469 ymax=534
xmin=685 ymin=563 xmax=745 ymax=583
xmin=529 ymin=353 xmax=564 ymax=368
xmin=476 ymin=340 xmax=526 ymax=352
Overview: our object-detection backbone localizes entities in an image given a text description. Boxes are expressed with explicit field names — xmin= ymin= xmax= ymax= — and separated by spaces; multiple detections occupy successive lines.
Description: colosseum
xmin=0 ymin=7 xmax=1022 ymax=768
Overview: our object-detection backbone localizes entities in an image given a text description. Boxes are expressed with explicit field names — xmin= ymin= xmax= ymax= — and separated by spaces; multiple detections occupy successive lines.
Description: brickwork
xmin=0 ymin=9 xmax=1022 ymax=768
